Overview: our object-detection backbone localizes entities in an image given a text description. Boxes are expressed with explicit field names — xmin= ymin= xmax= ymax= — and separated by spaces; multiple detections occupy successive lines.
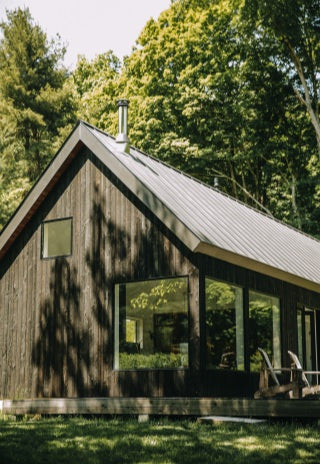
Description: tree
xmin=69 ymin=0 xmax=320 ymax=233
xmin=118 ymin=0 xmax=306 ymax=217
xmin=70 ymin=0 xmax=318 ymax=229
xmin=243 ymin=0 xmax=320 ymax=157
xmin=72 ymin=51 xmax=121 ymax=131
xmin=0 ymin=109 xmax=30 ymax=227
xmin=0 ymin=0 xmax=310 ymax=236
xmin=120 ymin=0 xmax=250 ymax=178
xmin=0 ymin=8 xmax=76 ymax=228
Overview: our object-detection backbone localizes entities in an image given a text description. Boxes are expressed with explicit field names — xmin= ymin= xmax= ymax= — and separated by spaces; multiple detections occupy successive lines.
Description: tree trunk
xmin=291 ymin=174 xmax=302 ymax=230
xmin=284 ymin=38 xmax=320 ymax=159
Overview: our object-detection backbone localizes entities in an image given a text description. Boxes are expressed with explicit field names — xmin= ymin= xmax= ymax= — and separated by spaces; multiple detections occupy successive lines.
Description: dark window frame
xmin=203 ymin=275 xmax=282 ymax=373
xmin=113 ymin=274 xmax=190 ymax=371
xmin=41 ymin=217 xmax=73 ymax=260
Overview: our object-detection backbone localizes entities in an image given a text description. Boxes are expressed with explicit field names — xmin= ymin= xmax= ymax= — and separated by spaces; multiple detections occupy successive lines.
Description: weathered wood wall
xmin=0 ymin=146 xmax=320 ymax=401
xmin=0 ymin=148 xmax=199 ymax=399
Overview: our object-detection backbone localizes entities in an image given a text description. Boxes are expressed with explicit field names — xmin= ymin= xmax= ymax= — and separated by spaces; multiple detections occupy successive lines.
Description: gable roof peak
xmin=2 ymin=120 xmax=320 ymax=293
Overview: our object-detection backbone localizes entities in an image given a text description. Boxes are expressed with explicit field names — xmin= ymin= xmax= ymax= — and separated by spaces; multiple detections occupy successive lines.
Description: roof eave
xmin=0 ymin=122 xmax=201 ymax=262
xmin=195 ymin=242 xmax=320 ymax=294
xmin=0 ymin=124 xmax=84 ymax=261
xmin=2 ymin=120 xmax=319 ymax=295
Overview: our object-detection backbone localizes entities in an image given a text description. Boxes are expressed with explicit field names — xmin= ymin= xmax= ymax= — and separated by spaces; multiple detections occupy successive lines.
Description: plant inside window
xmin=114 ymin=277 xmax=189 ymax=369
xmin=41 ymin=218 xmax=72 ymax=259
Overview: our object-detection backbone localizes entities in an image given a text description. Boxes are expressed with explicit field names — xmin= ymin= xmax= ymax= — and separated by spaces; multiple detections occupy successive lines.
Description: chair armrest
xmin=272 ymin=367 xmax=294 ymax=373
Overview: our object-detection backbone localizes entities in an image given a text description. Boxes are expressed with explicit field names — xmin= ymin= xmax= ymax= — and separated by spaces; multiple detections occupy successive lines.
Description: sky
xmin=0 ymin=0 xmax=171 ymax=69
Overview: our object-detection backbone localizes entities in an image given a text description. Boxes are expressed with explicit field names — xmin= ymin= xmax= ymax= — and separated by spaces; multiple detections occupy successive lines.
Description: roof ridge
xmin=1 ymin=119 xmax=320 ymax=291
xmin=86 ymin=121 xmax=320 ymax=247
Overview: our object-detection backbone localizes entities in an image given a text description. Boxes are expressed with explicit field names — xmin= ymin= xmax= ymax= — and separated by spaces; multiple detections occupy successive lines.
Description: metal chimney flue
xmin=116 ymin=99 xmax=130 ymax=154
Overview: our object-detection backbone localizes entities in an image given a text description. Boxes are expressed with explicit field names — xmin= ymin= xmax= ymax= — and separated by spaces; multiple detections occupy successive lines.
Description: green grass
xmin=0 ymin=416 xmax=319 ymax=464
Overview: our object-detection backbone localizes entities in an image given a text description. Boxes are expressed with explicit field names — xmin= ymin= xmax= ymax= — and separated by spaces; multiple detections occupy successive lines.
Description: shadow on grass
xmin=0 ymin=418 xmax=319 ymax=464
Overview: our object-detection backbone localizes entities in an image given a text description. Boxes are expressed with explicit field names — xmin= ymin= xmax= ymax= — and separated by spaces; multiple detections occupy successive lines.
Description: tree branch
xmin=293 ymin=85 xmax=307 ymax=107
xmin=211 ymin=168 xmax=274 ymax=217
xmin=282 ymin=36 xmax=320 ymax=157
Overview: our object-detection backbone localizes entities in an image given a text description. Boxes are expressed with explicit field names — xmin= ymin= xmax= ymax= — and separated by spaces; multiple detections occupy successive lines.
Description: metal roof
xmin=87 ymin=124 xmax=320 ymax=291
xmin=1 ymin=120 xmax=320 ymax=292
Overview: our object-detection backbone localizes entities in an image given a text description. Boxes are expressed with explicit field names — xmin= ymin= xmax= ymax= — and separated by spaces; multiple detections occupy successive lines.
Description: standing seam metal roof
xmin=88 ymin=124 xmax=320 ymax=287
xmin=1 ymin=120 xmax=320 ymax=290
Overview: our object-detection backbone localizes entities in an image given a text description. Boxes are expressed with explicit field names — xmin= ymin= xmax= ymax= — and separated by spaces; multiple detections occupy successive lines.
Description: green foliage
xmin=249 ymin=301 xmax=274 ymax=371
xmin=2 ymin=1 xmax=320 ymax=238
xmin=242 ymin=0 xmax=320 ymax=233
xmin=76 ymin=0 xmax=318 ymax=235
xmin=119 ymin=352 xmax=186 ymax=368
xmin=0 ymin=8 xmax=76 ymax=229
xmin=243 ymin=0 xmax=320 ymax=97
xmin=129 ymin=279 xmax=186 ymax=311
xmin=0 ymin=106 xmax=31 ymax=225
xmin=206 ymin=281 xmax=236 ymax=308
xmin=72 ymin=51 xmax=121 ymax=130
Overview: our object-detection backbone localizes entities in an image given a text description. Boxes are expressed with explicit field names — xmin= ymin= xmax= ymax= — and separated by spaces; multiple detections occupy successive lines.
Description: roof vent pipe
xmin=116 ymin=99 xmax=130 ymax=154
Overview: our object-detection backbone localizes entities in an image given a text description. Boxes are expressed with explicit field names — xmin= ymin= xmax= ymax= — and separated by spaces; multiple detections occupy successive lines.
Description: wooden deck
xmin=1 ymin=397 xmax=320 ymax=418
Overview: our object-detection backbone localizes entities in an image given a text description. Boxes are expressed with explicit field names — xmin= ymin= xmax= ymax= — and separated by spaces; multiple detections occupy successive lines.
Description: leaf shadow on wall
xmin=31 ymin=154 xmax=195 ymax=399
xmin=31 ymin=258 xmax=92 ymax=397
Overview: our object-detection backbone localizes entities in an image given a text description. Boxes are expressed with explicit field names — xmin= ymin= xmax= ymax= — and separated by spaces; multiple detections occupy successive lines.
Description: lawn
xmin=0 ymin=415 xmax=319 ymax=464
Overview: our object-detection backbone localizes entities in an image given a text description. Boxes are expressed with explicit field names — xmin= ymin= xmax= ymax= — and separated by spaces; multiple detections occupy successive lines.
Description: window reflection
xmin=249 ymin=291 xmax=281 ymax=371
xmin=114 ymin=277 xmax=188 ymax=369
xmin=205 ymin=278 xmax=244 ymax=370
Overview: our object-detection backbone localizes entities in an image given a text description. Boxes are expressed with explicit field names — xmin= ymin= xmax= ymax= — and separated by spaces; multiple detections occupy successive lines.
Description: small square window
xmin=41 ymin=218 xmax=72 ymax=259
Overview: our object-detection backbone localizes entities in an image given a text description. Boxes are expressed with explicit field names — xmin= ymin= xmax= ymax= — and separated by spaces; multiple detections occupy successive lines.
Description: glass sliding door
xmin=205 ymin=281 xmax=281 ymax=373
xmin=205 ymin=278 xmax=244 ymax=370
xmin=297 ymin=307 xmax=319 ymax=384
xmin=249 ymin=291 xmax=281 ymax=372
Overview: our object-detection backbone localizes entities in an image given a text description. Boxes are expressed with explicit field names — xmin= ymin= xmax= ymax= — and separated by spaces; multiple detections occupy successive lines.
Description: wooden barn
xmin=1 ymin=100 xmax=320 ymax=417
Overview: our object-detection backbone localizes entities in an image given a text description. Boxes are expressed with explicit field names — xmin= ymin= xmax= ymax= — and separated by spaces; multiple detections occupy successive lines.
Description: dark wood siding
xmin=1 ymin=146 xmax=320 ymax=400
xmin=0 ymin=148 xmax=199 ymax=399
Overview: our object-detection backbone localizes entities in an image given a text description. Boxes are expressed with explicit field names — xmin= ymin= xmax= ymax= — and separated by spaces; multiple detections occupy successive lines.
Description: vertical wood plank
xmin=2 ymin=147 xmax=320 ymax=401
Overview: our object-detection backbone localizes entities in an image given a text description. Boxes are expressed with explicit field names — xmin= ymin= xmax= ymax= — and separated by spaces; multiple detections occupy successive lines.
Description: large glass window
xmin=205 ymin=278 xmax=244 ymax=370
xmin=249 ymin=291 xmax=281 ymax=371
xmin=41 ymin=218 xmax=72 ymax=259
xmin=114 ymin=277 xmax=189 ymax=369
